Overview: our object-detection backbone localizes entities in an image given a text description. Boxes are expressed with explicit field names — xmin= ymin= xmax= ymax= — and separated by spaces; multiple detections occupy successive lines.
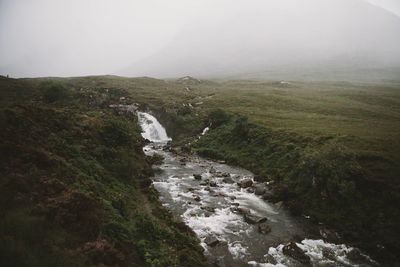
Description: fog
xmin=1 ymin=0 xmax=400 ymax=81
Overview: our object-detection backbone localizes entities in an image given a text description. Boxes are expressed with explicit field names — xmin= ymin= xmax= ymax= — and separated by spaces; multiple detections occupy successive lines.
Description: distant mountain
xmin=120 ymin=0 xmax=400 ymax=82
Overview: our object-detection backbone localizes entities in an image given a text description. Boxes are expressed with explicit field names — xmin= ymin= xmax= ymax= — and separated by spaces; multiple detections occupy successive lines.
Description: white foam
xmin=228 ymin=241 xmax=248 ymax=259
xmin=201 ymin=127 xmax=209 ymax=135
xmin=182 ymin=207 xmax=246 ymax=237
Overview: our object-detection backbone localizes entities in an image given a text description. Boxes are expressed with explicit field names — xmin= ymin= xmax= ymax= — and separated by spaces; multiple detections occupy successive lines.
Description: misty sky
xmin=0 ymin=0 xmax=400 ymax=78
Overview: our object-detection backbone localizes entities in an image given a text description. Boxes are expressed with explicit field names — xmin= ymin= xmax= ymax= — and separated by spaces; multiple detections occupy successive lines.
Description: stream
xmin=138 ymin=112 xmax=377 ymax=267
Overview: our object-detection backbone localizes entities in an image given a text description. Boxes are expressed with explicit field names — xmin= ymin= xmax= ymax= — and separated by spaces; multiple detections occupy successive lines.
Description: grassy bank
xmin=0 ymin=77 xmax=206 ymax=266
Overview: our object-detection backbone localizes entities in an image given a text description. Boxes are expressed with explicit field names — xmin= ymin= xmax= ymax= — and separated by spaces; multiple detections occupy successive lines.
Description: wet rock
xmin=221 ymin=172 xmax=230 ymax=177
xmin=193 ymin=174 xmax=202 ymax=180
xmin=262 ymin=190 xmax=275 ymax=200
xmin=254 ymin=185 xmax=266 ymax=195
xmin=230 ymin=207 xmax=250 ymax=215
xmin=247 ymin=187 xmax=255 ymax=193
xmin=258 ymin=222 xmax=271 ymax=234
xmin=209 ymin=181 xmax=217 ymax=187
xmin=282 ymin=242 xmax=310 ymax=265
xmin=205 ymin=236 xmax=219 ymax=247
xmin=319 ymin=228 xmax=340 ymax=242
xmin=200 ymin=180 xmax=209 ymax=186
xmin=209 ymin=166 xmax=217 ymax=174
xmin=238 ymin=178 xmax=253 ymax=188
xmin=222 ymin=176 xmax=234 ymax=184
xmin=201 ymin=206 xmax=215 ymax=212
xmin=244 ymin=214 xmax=267 ymax=224
xmin=194 ymin=196 xmax=201 ymax=202
xmin=218 ymin=192 xmax=228 ymax=197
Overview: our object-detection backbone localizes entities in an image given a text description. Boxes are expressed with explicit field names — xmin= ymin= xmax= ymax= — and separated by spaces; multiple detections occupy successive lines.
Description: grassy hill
xmin=0 ymin=76 xmax=206 ymax=266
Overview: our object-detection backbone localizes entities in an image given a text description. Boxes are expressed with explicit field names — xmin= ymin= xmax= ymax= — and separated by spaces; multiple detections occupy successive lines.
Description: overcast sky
xmin=0 ymin=0 xmax=399 ymax=78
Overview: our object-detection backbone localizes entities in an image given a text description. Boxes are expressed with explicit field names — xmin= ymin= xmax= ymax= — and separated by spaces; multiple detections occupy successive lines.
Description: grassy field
xmin=1 ymin=74 xmax=399 ymax=264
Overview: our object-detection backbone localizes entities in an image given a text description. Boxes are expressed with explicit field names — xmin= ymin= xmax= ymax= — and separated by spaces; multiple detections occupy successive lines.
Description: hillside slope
xmin=0 ymin=77 xmax=206 ymax=266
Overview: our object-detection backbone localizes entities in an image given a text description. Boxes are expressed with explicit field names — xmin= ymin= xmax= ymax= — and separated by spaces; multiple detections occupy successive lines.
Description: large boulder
xmin=282 ymin=242 xmax=311 ymax=265
xmin=244 ymin=214 xmax=268 ymax=224
xmin=237 ymin=178 xmax=253 ymax=188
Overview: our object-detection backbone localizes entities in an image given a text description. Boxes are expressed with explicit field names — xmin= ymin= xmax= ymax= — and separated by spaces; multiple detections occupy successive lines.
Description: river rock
xmin=238 ymin=178 xmax=253 ymax=188
xmin=244 ymin=214 xmax=267 ymax=224
xmin=205 ymin=236 xmax=219 ymax=247
xmin=200 ymin=179 xmax=209 ymax=186
xmin=209 ymin=180 xmax=217 ymax=187
xmin=193 ymin=174 xmax=202 ymax=180
xmin=282 ymin=242 xmax=310 ymax=265
xmin=262 ymin=190 xmax=275 ymax=200
xmin=258 ymin=223 xmax=271 ymax=234
xmin=230 ymin=207 xmax=250 ymax=215
xmin=209 ymin=166 xmax=217 ymax=174
xmin=194 ymin=196 xmax=201 ymax=202
xmin=247 ymin=187 xmax=255 ymax=193
xmin=222 ymin=176 xmax=234 ymax=184
xmin=201 ymin=206 xmax=215 ymax=212
xmin=254 ymin=184 xmax=266 ymax=195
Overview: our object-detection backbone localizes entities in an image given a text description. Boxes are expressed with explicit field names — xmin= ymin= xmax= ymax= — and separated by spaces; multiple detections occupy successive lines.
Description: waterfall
xmin=137 ymin=112 xmax=171 ymax=142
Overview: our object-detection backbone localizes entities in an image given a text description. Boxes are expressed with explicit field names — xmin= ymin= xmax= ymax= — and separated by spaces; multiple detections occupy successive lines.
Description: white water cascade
xmin=137 ymin=112 xmax=171 ymax=142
